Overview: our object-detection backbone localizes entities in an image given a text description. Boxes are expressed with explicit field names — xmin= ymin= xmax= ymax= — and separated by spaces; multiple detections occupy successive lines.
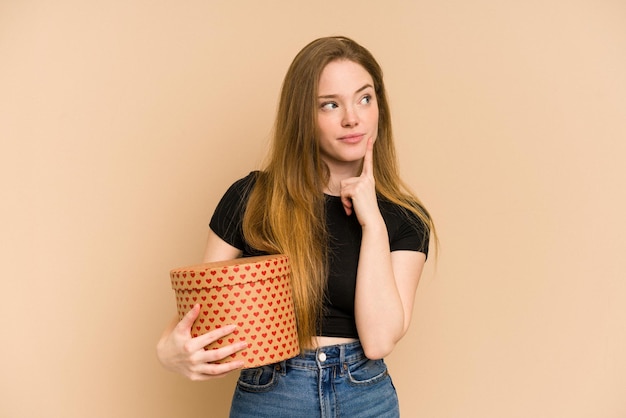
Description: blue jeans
xmin=229 ymin=341 xmax=399 ymax=418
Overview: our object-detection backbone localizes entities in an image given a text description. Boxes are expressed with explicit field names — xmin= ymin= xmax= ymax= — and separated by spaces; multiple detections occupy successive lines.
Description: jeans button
xmin=318 ymin=352 xmax=327 ymax=362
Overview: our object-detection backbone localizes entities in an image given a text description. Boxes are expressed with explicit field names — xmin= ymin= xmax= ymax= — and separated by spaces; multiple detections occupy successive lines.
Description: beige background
xmin=1 ymin=1 xmax=625 ymax=417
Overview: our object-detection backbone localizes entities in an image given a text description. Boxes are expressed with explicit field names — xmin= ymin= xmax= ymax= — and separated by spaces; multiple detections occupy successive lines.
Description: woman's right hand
xmin=156 ymin=304 xmax=248 ymax=381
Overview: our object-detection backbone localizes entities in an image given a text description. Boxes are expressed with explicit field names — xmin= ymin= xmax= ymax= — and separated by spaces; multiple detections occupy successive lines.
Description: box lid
xmin=170 ymin=254 xmax=290 ymax=291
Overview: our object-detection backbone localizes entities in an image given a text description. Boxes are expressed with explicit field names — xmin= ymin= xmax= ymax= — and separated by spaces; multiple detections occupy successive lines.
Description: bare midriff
xmin=313 ymin=336 xmax=358 ymax=348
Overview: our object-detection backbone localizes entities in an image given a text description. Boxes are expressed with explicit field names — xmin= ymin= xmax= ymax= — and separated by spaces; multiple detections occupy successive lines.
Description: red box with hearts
xmin=170 ymin=254 xmax=300 ymax=368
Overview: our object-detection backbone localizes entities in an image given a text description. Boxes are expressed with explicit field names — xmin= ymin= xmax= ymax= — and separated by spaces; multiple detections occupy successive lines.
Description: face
xmin=316 ymin=59 xmax=379 ymax=175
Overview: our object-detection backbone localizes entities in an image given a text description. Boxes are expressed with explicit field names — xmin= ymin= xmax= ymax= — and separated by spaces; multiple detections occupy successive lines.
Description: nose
xmin=341 ymin=106 xmax=359 ymax=127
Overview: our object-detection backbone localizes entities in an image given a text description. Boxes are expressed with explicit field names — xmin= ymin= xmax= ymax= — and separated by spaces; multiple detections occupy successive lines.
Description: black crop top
xmin=209 ymin=172 xmax=429 ymax=339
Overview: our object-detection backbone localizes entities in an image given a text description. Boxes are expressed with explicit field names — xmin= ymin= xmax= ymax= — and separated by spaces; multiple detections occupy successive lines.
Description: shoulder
xmin=377 ymin=197 xmax=423 ymax=226
xmin=216 ymin=171 xmax=261 ymax=203
xmin=212 ymin=171 xmax=261 ymax=217
xmin=226 ymin=171 xmax=261 ymax=195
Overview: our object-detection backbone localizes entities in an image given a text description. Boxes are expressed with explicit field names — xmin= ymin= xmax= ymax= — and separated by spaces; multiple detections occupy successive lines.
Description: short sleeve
xmin=381 ymin=201 xmax=430 ymax=258
xmin=209 ymin=172 xmax=258 ymax=250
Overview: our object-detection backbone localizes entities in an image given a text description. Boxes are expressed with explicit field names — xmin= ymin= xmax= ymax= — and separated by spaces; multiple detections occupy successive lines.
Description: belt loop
xmin=275 ymin=360 xmax=287 ymax=376
xmin=339 ymin=343 xmax=347 ymax=376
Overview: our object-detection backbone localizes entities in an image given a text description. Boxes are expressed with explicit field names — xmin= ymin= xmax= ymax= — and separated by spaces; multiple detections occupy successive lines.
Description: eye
xmin=360 ymin=94 xmax=372 ymax=105
xmin=320 ymin=101 xmax=338 ymax=110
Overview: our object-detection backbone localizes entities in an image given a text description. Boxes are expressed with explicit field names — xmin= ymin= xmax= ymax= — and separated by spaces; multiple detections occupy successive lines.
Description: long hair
xmin=242 ymin=36 xmax=436 ymax=349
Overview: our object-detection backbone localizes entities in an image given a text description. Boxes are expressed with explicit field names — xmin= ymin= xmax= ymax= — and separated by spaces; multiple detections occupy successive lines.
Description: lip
xmin=338 ymin=133 xmax=366 ymax=143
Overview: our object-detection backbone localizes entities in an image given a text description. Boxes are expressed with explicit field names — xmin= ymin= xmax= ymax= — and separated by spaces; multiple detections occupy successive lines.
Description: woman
xmin=157 ymin=36 xmax=435 ymax=417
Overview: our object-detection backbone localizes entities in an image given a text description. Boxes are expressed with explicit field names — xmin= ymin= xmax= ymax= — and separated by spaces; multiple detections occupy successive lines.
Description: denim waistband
xmin=283 ymin=340 xmax=365 ymax=370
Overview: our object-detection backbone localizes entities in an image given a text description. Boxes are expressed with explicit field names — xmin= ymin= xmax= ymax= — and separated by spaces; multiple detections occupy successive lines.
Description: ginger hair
xmin=243 ymin=36 xmax=435 ymax=349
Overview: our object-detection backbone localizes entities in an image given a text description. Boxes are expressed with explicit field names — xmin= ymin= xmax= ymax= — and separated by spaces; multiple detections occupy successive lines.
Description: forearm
xmin=354 ymin=217 xmax=405 ymax=359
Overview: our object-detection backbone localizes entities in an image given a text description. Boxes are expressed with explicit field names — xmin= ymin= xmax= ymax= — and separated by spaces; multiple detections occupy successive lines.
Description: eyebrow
xmin=317 ymin=83 xmax=374 ymax=99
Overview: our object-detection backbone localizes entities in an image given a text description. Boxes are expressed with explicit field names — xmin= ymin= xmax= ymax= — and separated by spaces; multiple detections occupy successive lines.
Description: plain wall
xmin=1 ymin=1 xmax=625 ymax=417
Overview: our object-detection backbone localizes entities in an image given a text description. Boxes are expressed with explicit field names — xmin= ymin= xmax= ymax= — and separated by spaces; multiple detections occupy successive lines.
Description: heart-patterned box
xmin=170 ymin=254 xmax=299 ymax=368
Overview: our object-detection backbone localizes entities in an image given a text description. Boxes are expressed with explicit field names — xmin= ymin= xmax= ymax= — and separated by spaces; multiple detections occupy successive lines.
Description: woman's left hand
xmin=340 ymin=138 xmax=382 ymax=227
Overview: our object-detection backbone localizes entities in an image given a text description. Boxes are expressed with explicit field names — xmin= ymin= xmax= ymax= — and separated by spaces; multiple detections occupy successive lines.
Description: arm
xmin=354 ymin=238 xmax=425 ymax=359
xmin=340 ymin=139 xmax=426 ymax=359
xmin=156 ymin=229 xmax=244 ymax=380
